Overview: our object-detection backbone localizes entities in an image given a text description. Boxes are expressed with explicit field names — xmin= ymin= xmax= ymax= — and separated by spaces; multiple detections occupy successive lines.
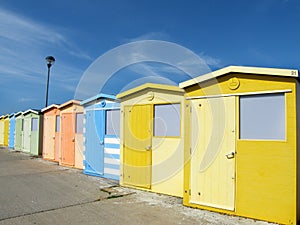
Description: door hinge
xmin=189 ymin=189 xmax=191 ymax=195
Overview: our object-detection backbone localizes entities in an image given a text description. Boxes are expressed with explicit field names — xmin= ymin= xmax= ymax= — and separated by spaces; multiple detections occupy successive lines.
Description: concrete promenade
xmin=0 ymin=148 xmax=274 ymax=225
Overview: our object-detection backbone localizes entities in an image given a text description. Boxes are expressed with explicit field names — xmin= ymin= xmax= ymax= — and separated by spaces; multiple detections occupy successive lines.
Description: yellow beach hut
xmin=3 ymin=114 xmax=9 ymax=147
xmin=179 ymin=66 xmax=299 ymax=225
xmin=0 ymin=115 xmax=4 ymax=146
xmin=116 ymin=83 xmax=185 ymax=197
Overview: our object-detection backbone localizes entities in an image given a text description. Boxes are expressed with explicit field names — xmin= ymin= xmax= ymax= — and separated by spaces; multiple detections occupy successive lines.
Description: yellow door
xmin=190 ymin=96 xmax=236 ymax=211
xmin=123 ymin=105 xmax=152 ymax=189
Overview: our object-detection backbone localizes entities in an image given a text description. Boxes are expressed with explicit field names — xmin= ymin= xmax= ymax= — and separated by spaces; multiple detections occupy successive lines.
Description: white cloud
xmin=0 ymin=8 xmax=92 ymax=86
xmin=123 ymin=32 xmax=171 ymax=43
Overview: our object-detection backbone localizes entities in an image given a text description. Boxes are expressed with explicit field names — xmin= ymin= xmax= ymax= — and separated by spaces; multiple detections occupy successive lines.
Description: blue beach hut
xmin=81 ymin=94 xmax=120 ymax=180
xmin=8 ymin=113 xmax=16 ymax=149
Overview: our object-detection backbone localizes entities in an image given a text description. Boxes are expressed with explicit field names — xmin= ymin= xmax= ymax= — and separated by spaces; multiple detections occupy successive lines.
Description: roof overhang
xmin=23 ymin=109 xmax=41 ymax=116
xmin=41 ymin=104 xmax=59 ymax=112
xmin=80 ymin=93 xmax=117 ymax=106
xmin=58 ymin=100 xmax=81 ymax=109
xmin=116 ymin=83 xmax=184 ymax=99
xmin=14 ymin=111 xmax=23 ymax=117
xmin=179 ymin=66 xmax=299 ymax=88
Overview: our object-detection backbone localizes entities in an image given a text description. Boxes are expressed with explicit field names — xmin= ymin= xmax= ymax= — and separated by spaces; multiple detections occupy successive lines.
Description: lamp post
xmin=45 ymin=56 xmax=55 ymax=107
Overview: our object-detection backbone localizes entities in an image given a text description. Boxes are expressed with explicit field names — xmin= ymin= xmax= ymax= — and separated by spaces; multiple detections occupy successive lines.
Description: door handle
xmin=145 ymin=146 xmax=151 ymax=151
xmin=226 ymin=151 xmax=235 ymax=159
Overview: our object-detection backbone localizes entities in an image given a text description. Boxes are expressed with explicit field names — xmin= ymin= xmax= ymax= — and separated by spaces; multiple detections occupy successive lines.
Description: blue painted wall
xmin=8 ymin=114 xmax=15 ymax=149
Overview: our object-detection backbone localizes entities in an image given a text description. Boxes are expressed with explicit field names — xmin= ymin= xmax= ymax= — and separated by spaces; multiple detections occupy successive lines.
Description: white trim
xmin=104 ymin=148 xmax=120 ymax=154
xmin=104 ymin=158 xmax=120 ymax=165
xmin=179 ymin=66 xmax=298 ymax=88
xmin=186 ymin=89 xmax=292 ymax=100
xmin=105 ymin=137 xmax=120 ymax=144
xmin=85 ymin=107 xmax=120 ymax=112
xmin=104 ymin=168 xmax=120 ymax=175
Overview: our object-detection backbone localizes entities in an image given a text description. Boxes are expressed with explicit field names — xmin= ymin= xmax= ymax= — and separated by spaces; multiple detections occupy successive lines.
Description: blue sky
xmin=0 ymin=0 xmax=299 ymax=115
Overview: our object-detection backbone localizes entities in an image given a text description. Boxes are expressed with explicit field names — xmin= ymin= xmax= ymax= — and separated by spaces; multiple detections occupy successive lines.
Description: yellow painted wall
xmin=4 ymin=116 xmax=9 ymax=146
xmin=0 ymin=117 xmax=4 ymax=146
xmin=119 ymin=88 xmax=184 ymax=197
xmin=184 ymin=74 xmax=298 ymax=225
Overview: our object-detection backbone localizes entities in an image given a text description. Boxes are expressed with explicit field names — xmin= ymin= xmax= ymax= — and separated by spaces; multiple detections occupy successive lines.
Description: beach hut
xmin=58 ymin=100 xmax=84 ymax=169
xmin=3 ymin=115 xmax=9 ymax=147
xmin=116 ymin=83 xmax=185 ymax=197
xmin=179 ymin=66 xmax=299 ymax=225
xmin=0 ymin=116 xmax=4 ymax=146
xmin=14 ymin=112 xmax=24 ymax=151
xmin=42 ymin=104 xmax=60 ymax=162
xmin=8 ymin=113 xmax=16 ymax=149
xmin=22 ymin=109 xmax=43 ymax=155
xmin=81 ymin=94 xmax=120 ymax=180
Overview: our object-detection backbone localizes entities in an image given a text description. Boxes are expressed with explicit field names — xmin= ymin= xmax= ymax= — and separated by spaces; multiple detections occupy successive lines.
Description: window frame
xmin=31 ymin=118 xmax=38 ymax=132
xmin=105 ymin=109 xmax=120 ymax=136
xmin=153 ymin=103 xmax=181 ymax=138
xmin=239 ymin=93 xmax=286 ymax=141
xmin=55 ymin=115 xmax=60 ymax=132
xmin=75 ymin=113 xmax=84 ymax=134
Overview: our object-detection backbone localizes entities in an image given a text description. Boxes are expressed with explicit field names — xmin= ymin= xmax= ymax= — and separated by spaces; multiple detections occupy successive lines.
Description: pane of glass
xmin=55 ymin=115 xmax=60 ymax=132
xmin=154 ymin=104 xmax=180 ymax=137
xmin=76 ymin=113 xmax=84 ymax=134
xmin=105 ymin=109 xmax=120 ymax=136
xmin=31 ymin=118 xmax=38 ymax=131
xmin=240 ymin=93 xmax=285 ymax=140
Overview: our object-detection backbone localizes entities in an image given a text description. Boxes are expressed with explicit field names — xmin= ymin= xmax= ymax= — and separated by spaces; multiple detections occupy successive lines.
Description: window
xmin=76 ymin=113 xmax=84 ymax=134
xmin=154 ymin=104 xmax=180 ymax=137
xmin=55 ymin=115 xmax=60 ymax=132
xmin=31 ymin=118 xmax=38 ymax=131
xmin=105 ymin=109 xmax=120 ymax=136
xmin=240 ymin=93 xmax=285 ymax=140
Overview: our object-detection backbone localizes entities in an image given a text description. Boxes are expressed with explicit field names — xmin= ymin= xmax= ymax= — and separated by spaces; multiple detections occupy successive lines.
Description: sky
xmin=0 ymin=0 xmax=300 ymax=115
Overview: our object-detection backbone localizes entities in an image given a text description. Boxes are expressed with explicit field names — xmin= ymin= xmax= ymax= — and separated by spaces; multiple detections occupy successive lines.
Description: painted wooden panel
xmin=4 ymin=117 xmax=9 ymax=146
xmin=14 ymin=117 xmax=23 ymax=150
xmin=43 ymin=115 xmax=55 ymax=160
xmin=104 ymin=136 xmax=120 ymax=180
xmin=123 ymin=105 xmax=152 ymax=188
xmin=190 ymin=97 xmax=236 ymax=211
xmin=23 ymin=117 xmax=31 ymax=153
xmin=103 ymin=109 xmax=120 ymax=180
xmin=84 ymin=110 xmax=105 ymax=176
xmin=54 ymin=115 xmax=60 ymax=162
xmin=9 ymin=115 xmax=15 ymax=149
xmin=61 ymin=113 xmax=75 ymax=166
xmin=0 ymin=119 xmax=4 ymax=146
xmin=74 ymin=113 xmax=84 ymax=169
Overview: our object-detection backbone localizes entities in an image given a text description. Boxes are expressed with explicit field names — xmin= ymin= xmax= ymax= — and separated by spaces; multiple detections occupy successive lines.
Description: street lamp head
xmin=45 ymin=56 xmax=55 ymax=68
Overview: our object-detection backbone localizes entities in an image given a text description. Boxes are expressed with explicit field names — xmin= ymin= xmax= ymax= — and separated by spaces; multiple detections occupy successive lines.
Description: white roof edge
xmin=179 ymin=66 xmax=299 ymax=88
xmin=41 ymin=104 xmax=59 ymax=112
